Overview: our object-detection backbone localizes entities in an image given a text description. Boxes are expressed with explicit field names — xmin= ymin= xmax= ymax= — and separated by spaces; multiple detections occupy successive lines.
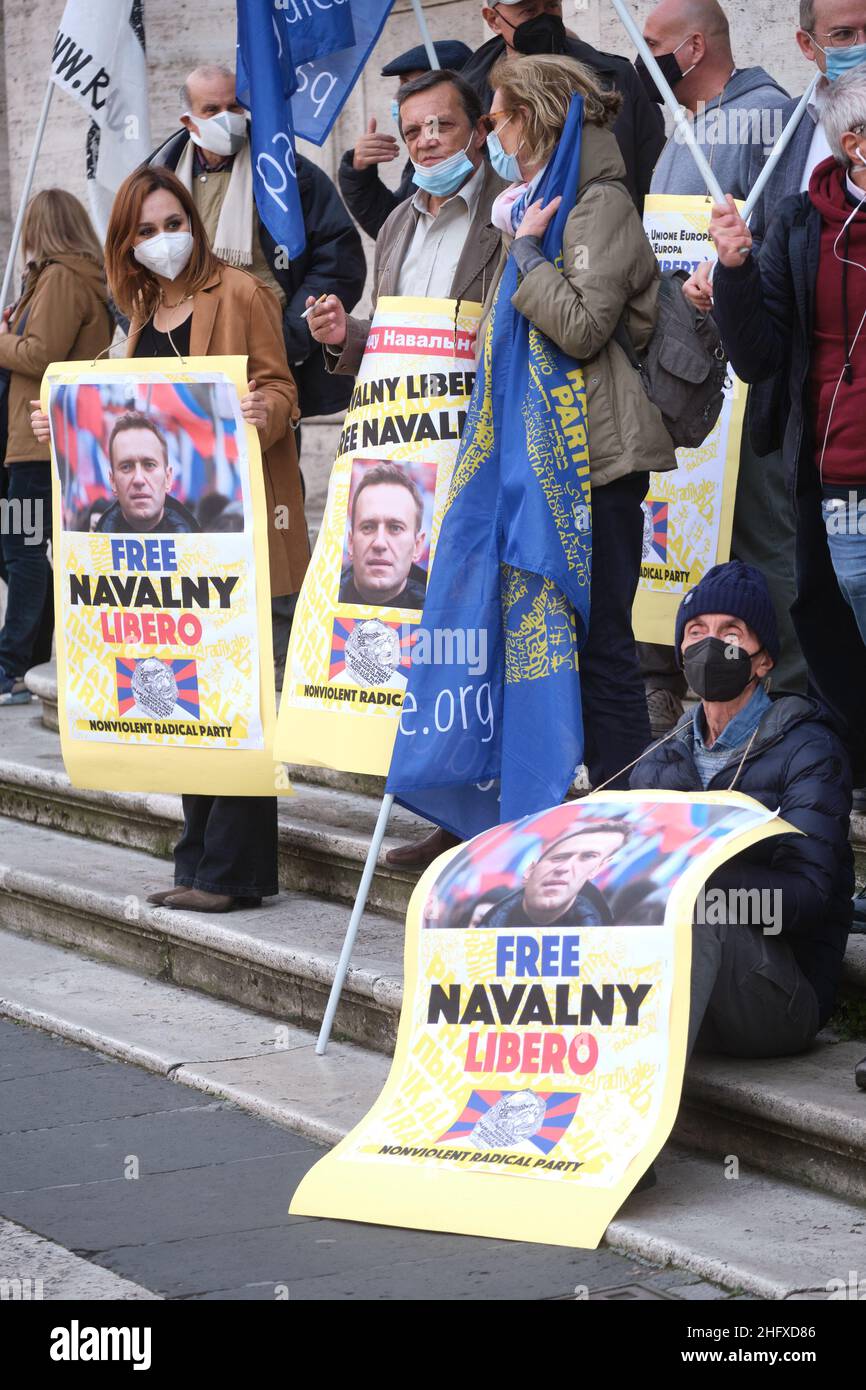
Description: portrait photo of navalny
xmin=425 ymin=800 xmax=766 ymax=932
xmin=339 ymin=459 xmax=436 ymax=610
xmin=98 ymin=413 xmax=200 ymax=534
xmin=49 ymin=378 xmax=247 ymax=534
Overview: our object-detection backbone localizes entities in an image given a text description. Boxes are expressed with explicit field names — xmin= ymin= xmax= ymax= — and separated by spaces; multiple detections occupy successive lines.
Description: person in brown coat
xmin=0 ymin=189 xmax=111 ymax=704
xmin=34 ymin=166 xmax=310 ymax=911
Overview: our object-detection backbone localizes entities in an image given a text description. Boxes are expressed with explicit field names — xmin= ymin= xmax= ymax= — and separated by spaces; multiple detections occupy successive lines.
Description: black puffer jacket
xmin=630 ymin=694 xmax=853 ymax=1026
xmin=149 ymin=130 xmax=367 ymax=418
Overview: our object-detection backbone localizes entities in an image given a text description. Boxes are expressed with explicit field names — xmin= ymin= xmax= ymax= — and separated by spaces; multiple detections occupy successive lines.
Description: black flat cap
xmin=381 ymin=41 xmax=473 ymax=77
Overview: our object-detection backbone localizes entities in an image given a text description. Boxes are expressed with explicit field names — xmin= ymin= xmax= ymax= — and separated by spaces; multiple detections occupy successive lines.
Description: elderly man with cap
xmin=339 ymin=40 xmax=473 ymax=240
xmin=461 ymin=1 xmax=664 ymax=209
xmin=630 ymin=560 xmax=853 ymax=1065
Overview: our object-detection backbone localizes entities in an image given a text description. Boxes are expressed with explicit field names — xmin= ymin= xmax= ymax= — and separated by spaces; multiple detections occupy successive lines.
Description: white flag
xmin=51 ymin=0 xmax=151 ymax=237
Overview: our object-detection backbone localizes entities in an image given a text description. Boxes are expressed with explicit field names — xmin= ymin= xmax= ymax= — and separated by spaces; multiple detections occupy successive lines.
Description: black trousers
xmin=580 ymin=471 xmax=652 ymax=789
xmin=175 ymin=795 xmax=279 ymax=898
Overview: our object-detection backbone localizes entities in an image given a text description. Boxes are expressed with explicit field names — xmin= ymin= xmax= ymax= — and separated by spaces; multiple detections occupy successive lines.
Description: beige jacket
xmin=0 ymin=255 xmax=111 ymax=464
xmin=482 ymin=121 xmax=676 ymax=488
xmin=329 ymin=159 xmax=506 ymax=376
xmin=129 ymin=265 xmax=309 ymax=598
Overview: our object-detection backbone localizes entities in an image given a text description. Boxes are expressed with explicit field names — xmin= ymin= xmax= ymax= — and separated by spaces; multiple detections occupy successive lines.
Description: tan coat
xmin=129 ymin=265 xmax=309 ymax=597
xmin=482 ymin=122 xmax=676 ymax=488
xmin=0 ymin=254 xmax=111 ymax=464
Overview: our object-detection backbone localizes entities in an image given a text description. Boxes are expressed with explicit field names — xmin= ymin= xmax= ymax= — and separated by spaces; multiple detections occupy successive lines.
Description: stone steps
xmin=0 ymin=704 xmax=423 ymax=919
xmin=2 ymin=927 xmax=865 ymax=1298
xmin=1 ymin=814 xmax=864 ymax=1205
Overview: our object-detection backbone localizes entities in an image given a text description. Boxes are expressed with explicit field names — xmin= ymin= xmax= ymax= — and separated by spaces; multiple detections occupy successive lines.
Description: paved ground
xmin=0 ymin=1018 xmax=743 ymax=1302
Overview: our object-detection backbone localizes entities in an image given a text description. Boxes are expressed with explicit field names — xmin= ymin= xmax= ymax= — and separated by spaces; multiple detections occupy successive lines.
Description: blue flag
xmin=282 ymin=1 xmax=356 ymax=66
xmin=236 ymin=0 xmax=306 ymax=261
xmin=292 ymin=0 xmax=396 ymax=146
xmin=386 ymin=97 xmax=593 ymax=841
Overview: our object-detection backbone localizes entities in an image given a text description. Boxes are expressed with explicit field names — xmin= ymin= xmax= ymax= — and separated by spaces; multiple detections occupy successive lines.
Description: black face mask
xmin=634 ymin=51 xmax=686 ymax=103
xmin=682 ymin=636 xmax=762 ymax=703
xmin=512 ymin=15 xmax=568 ymax=56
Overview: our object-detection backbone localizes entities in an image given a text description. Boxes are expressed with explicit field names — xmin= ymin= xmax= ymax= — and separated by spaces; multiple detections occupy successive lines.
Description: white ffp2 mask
xmin=133 ymin=231 xmax=195 ymax=281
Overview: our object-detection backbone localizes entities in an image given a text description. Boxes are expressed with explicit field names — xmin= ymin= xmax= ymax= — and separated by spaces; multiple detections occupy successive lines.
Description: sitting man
xmin=477 ymin=823 xmax=629 ymax=930
xmin=340 ymin=464 xmax=428 ymax=608
xmin=97 ymin=414 xmax=199 ymax=535
xmin=631 ymin=561 xmax=854 ymax=1061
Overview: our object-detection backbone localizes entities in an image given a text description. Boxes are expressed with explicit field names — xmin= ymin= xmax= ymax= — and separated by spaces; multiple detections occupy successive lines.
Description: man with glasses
xmin=306 ymin=70 xmax=505 ymax=378
xmin=460 ymin=0 xmax=664 ymax=209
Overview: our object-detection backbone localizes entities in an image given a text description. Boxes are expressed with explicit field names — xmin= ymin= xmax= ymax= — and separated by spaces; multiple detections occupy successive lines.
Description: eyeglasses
xmin=480 ymin=110 xmax=511 ymax=135
xmin=811 ymin=26 xmax=866 ymax=48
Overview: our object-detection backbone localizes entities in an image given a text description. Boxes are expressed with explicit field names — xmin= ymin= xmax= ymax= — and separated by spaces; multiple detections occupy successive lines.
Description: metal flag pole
xmin=741 ymin=73 xmax=819 ymax=221
xmin=409 ymin=0 xmax=441 ymax=70
xmin=609 ymin=0 xmax=725 ymax=205
xmin=0 ymin=79 xmax=54 ymax=312
xmin=316 ymin=792 xmax=395 ymax=1054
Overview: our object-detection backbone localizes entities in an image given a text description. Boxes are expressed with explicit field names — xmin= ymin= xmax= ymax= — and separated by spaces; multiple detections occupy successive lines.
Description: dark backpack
xmin=570 ymin=176 xmax=729 ymax=450
xmin=613 ymin=269 xmax=729 ymax=451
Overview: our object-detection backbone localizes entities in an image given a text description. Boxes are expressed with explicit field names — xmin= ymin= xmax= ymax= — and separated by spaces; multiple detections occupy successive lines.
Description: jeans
xmin=175 ymin=795 xmax=279 ymax=898
xmin=0 ymin=461 xmax=54 ymax=676
xmin=580 ymin=472 xmax=652 ymax=789
xmin=822 ymin=493 xmax=866 ymax=647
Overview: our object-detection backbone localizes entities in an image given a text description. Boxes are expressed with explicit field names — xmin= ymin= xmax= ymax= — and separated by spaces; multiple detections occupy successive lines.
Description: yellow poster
xmin=274 ymin=296 xmax=482 ymax=775
xmin=44 ymin=355 xmax=284 ymax=796
xmin=634 ymin=195 xmax=746 ymax=644
xmin=292 ymin=791 xmax=791 ymax=1248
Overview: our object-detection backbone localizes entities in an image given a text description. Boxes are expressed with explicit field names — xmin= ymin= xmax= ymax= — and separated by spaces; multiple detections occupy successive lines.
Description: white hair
xmin=180 ymin=64 xmax=236 ymax=112
xmin=821 ymin=63 xmax=866 ymax=164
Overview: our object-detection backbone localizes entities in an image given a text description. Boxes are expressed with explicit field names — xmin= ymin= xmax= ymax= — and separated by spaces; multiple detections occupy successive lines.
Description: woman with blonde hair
xmin=485 ymin=53 xmax=676 ymax=789
xmin=33 ymin=165 xmax=309 ymax=912
xmin=0 ymin=188 xmax=111 ymax=705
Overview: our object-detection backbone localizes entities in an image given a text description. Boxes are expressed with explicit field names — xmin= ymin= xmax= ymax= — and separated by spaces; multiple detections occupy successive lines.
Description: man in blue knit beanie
xmin=630 ymin=560 xmax=855 ymax=1094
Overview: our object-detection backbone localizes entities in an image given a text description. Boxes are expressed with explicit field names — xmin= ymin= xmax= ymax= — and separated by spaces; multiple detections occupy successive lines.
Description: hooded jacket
xmin=806 ymin=158 xmax=866 ymax=485
xmin=0 ymin=255 xmax=111 ymax=465
xmin=650 ymin=67 xmax=790 ymax=201
xmin=630 ymin=692 xmax=853 ymax=1026
xmin=460 ymin=32 xmax=664 ymax=211
xmin=481 ymin=120 xmax=676 ymax=487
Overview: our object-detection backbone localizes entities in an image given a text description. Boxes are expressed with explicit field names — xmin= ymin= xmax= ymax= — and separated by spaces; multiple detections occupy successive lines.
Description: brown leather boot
xmin=162 ymin=888 xmax=261 ymax=913
xmin=385 ymin=826 xmax=461 ymax=869
xmin=146 ymin=888 xmax=181 ymax=906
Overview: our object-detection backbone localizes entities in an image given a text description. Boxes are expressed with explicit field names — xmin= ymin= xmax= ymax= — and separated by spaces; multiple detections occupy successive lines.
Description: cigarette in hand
xmin=301 ymin=293 xmax=328 ymax=321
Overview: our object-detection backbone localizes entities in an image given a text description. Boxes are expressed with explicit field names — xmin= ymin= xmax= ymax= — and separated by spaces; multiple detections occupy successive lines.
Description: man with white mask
xmin=148 ymin=63 xmax=366 ymax=423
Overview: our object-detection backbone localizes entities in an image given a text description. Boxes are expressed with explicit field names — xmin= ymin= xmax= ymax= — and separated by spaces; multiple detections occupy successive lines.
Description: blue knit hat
xmin=674 ymin=561 xmax=780 ymax=666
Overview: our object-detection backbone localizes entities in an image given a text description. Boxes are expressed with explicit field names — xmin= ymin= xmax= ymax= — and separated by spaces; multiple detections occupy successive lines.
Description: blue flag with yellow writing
xmin=386 ymin=97 xmax=593 ymax=840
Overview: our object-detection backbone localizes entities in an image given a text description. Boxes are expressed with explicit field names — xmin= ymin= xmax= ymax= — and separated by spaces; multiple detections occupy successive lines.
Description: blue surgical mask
xmin=410 ymin=136 xmax=475 ymax=196
xmin=391 ymin=98 xmax=400 ymax=122
xmin=823 ymin=41 xmax=866 ymax=81
xmin=487 ymin=129 xmax=523 ymax=183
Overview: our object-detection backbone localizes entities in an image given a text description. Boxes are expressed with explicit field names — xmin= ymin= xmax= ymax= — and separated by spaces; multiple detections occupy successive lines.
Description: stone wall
xmin=0 ymin=0 xmax=813 ymax=291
